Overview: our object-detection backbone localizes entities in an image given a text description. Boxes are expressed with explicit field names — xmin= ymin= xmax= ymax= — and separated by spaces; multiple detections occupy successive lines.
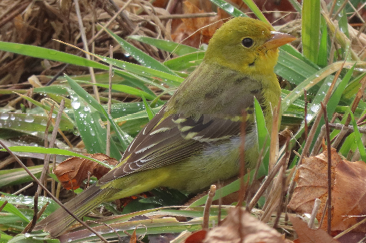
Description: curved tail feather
xmin=35 ymin=184 xmax=114 ymax=237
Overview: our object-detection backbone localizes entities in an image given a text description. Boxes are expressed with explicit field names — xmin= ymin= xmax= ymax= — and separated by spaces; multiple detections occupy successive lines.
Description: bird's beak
xmin=264 ymin=31 xmax=296 ymax=50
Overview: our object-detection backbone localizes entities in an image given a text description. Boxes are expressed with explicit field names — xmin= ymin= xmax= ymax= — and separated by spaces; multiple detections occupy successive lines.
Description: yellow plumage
xmin=35 ymin=17 xmax=295 ymax=237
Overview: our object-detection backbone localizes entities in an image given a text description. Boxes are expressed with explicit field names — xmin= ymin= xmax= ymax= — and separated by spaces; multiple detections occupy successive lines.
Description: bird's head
xmin=204 ymin=17 xmax=296 ymax=77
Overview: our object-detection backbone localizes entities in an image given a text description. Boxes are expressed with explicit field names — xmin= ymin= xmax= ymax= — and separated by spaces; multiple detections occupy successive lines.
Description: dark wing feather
xmin=98 ymin=109 xmax=244 ymax=184
xmin=99 ymin=63 xmax=264 ymax=185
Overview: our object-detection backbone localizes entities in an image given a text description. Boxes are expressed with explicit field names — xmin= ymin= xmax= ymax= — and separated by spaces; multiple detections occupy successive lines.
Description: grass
xmin=1 ymin=0 xmax=366 ymax=242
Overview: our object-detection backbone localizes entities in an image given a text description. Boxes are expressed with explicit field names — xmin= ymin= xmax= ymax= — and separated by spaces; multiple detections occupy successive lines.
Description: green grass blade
xmin=210 ymin=0 xmax=247 ymax=17
xmin=317 ymin=16 xmax=328 ymax=67
xmin=348 ymin=107 xmax=366 ymax=162
xmin=164 ymin=52 xmax=204 ymax=71
xmin=242 ymin=0 xmax=269 ymax=24
xmin=288 ymin=0 xmax=301 ymax=12
xmin=0 ymin=41 xmax=107 ymax=70
xmin=1 ymin=146 xmax=114 ymax=169
xmin=65 ymin=75 xmax=131 ymax=155
xmin=0 ymin=201 xmax=29 ymax=223
xmin=99 ymin=55 xmax=184 ymax=87
xmin=104 ymin=28 xmax=177 ymax=76
xmin=128 ymin=36 xmax=199 ymax=56
xmin=75 ymin=80 xmax=157 ymax=100
xmin=142 ymin=96 xmax=155 ymax=121
xmin=301 ymin=0 xmax=320 ymax=63
xmin=276 ymin=50 xmax=320 ymax=85
xmin=254 ymin=98 xmax=270 ymax=175
xmin=282 ymin=61 xmax=359 ymax=112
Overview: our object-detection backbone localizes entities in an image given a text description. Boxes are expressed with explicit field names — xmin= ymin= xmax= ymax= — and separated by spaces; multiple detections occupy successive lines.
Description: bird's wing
xmin=98 ymin=107 xmax=244 ymax=184
xmin=98 ymin=64 xmax=265 ymax=184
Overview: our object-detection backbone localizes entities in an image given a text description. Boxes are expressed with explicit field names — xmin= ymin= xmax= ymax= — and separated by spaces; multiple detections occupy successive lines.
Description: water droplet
xmin=306 ymin=114 xmax=313 ymax=122
xmin=24 ymin=115 xmax=34 ymax=123
xmin=0 ymin=113 xmax=9 ymax=120
xmin=71 ymin=100 xmax=81 ymax=109
xmin=90 ymin=129 xmax=95 ymax=136
xmin=310 ymin=104 xmax=320 ymax=113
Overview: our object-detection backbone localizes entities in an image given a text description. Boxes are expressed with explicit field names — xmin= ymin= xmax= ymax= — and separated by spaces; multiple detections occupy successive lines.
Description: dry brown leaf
xmin=290 ymin=216 xmax=339 ymax=243
xmin=185 ymin=230 xmax=207 ymax=243
xmin=129 ymin=228 xmax=137 ymax=243
xmin=203 ymin=208 xmax=285 ymax=243
xmin=171 ymin=0 xmax=224 ymax=48
xmin=348 ymin=24 xmax=366 ymax=60
xmin=288 ymin=145 xmax=366 ymax=233
xmin=53 ymin=153 xmax=118 ymax=190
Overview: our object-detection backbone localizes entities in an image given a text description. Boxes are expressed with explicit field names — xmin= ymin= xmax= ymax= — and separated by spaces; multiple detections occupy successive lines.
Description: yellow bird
xmin=36 ymin=17 xmax=295 ymax=237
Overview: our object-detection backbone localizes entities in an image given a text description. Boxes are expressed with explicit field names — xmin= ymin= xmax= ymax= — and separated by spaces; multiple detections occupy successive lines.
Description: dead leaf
xmin=129 ymin=228 xmax=137 ymax=243
xmin=171 ymin=0 xmax=224 ymax=48
xmin=53 ymin=153 xmax=118 ymax=190
xmin=203 ymin=208 xmax=285 ymax=243
xmin=185 ymin=230 xmax=207 ymax=243
xmin=349 ymin=24 xmax=366 ymax=60
xmin=290 ymin=216 xmax=339 ymax=243
xmin=288 ymin=144 xmax=366 ymax=233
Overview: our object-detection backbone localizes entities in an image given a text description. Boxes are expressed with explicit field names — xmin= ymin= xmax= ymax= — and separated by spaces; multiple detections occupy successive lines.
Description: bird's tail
xmin=35 ymin=184 xmax=114 ymax=237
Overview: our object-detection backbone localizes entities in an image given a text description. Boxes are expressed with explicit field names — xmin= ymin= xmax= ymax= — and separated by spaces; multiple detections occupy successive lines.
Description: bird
xmin=35 ymin=17 xmax=295 ymax=237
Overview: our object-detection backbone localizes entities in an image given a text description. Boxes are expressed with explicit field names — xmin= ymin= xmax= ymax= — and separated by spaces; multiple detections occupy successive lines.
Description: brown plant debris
xmin=203 ymin=208 xmax=285 ymax=243
xmin=290 ymin=216 xmax=339 ymax=243
xmin=53 ymin=153 xmax=118 ymax=190
xmin=288 ymin=144 xmax=366 ymax=233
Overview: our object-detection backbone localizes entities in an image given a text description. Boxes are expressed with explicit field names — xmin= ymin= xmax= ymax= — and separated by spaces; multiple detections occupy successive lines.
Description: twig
xmin=37 ymin=202 xmax=49 ymax=222
xmin=43 ymin=104 xmax=54 ymax=150
xmin=217 ymin=181 xmax=222 ymax=225
xmin=108 ymin=0 xmax=135 ymax=32
xmin=22 ymin=192 xmax=38 ymax=233
xmin=321 ymin=102 xmax=332 ymax=235
xmin=318 ymin=198 xmax=328 ymax=229
xmin=245 ymin=140 xmax=266 ymax=210
xmin=137 ymin=12 xmax=217 ymax=20
xmin=0 ymin=201 xmax=8 ymax=212
xmin=286 ymin=59 xmax=346 ymax=215
xmin=310 ymin=125 xmax=326 ymax=156
xmin=202 ymin=185 xmax=216 ymax=230
xmin=13 ymin=182 xmax=33 ymax=195
xmin=37 ymin=100 xmax=64 ymax=196
xmin=39 ymin=104 xmax=53 ymax=196
xmin=261 ymin=137 xmax=290 ymax=223
xmin=0 ymin=1 xmax=29 ymax=28
xmin=46 ymin=0 xmax=135 ymax=86
xmin=166 ymin=0 xmax=179 ymax=13
xmin=331 ymin=0 xmax=349 ymax=21
xmin=347 ymin=1 xmax=366 ymax=21
xmin=0 ymin=141 xmax=108 ymax=243
xmin=247 ymin=148 xmax=289 ymax=212
xmin=273 ymin=162 xmax=287 ymax=229
xmin=308 ymin=198 xmax=321 ymax=229
xmin=269 ymin=99 xmax=281 ymax=173
xmin=332 ymin=124 xmax=350 ymax=149
xmin=87 ymin=220 xmax=123 ymax=243
xmin=74 ymin=0 xmax=100 ymax=103
xmin=0 ymin=0 xmax=22 ymax=22
xmin=0 ymin=156 xmax=15 ymax=170
xmin=334 ymin=216 xmax=366 ymax=239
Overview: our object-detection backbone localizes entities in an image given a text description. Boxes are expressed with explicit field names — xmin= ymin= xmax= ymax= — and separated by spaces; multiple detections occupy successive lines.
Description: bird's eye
xmin=242 ymin=38 xmax=253 ymax=48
